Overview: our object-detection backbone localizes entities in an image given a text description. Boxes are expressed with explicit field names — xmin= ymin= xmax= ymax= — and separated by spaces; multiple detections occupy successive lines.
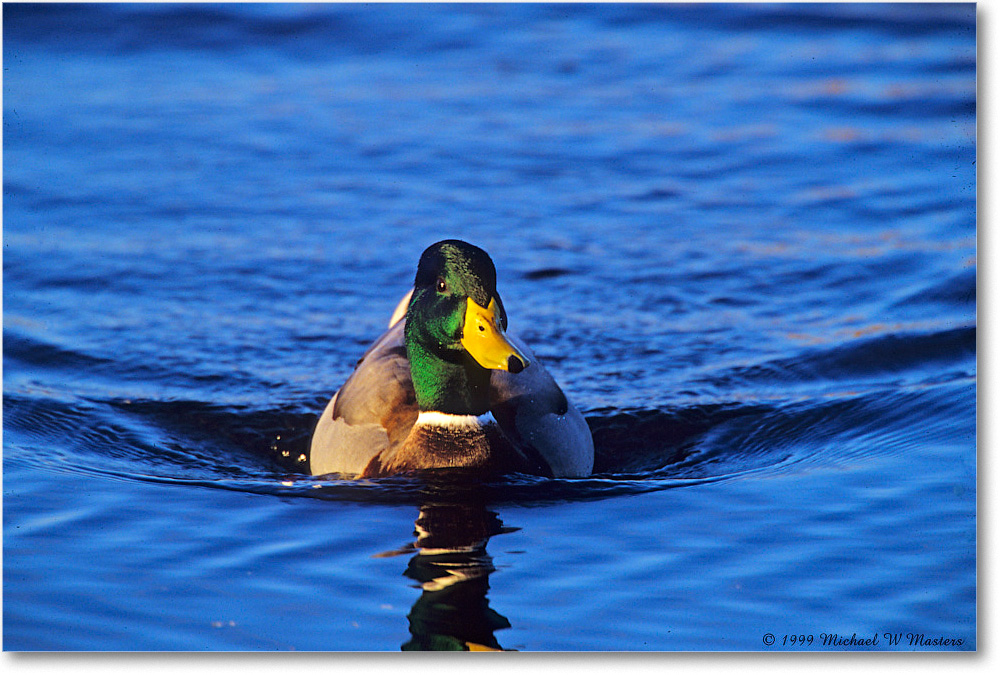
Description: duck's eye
xmin=436 ymin=277 xmax=447 ymax=293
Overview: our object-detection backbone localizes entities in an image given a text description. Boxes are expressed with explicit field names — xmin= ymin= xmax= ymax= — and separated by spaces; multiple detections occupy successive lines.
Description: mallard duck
xmin=309 ymin=239 xmax=594 ymax=478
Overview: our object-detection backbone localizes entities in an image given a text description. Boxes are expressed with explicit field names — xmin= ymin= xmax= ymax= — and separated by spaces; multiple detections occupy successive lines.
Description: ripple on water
xmin=3 ymin=366 xmax=972 ymax=508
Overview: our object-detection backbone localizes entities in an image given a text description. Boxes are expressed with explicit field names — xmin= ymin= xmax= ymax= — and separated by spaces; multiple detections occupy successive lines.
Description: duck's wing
xmin=309 ymin=319 xmax=419 ymax=476
xmin=489 ymin=336 xmax=594 ymax=478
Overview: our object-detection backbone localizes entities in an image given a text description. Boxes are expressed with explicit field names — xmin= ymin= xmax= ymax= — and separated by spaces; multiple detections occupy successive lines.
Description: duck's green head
xmin=405 ymin=240 xmax=529 ymax=414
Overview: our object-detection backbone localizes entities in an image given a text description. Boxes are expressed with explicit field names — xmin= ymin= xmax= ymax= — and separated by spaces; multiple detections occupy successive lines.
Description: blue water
xmin=3 ymin=3 xmax=976 ymax=651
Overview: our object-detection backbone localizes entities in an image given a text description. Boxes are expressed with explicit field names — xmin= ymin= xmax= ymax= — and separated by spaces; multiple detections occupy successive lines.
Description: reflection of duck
xmin=309 ymin=240 xmax=593 ymax=478
xmin=396 ymin=500 xmax=515 ymax=651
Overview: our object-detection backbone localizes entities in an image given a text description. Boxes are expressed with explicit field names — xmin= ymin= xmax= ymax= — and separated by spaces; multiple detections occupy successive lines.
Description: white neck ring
xmin=415 ymin=410 xmax=497 ymax=429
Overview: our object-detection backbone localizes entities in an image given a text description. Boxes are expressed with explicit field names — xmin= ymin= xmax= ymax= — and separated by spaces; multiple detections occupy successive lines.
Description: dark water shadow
xmin=374 ymin=491 xmax=517 ymax=651
xmin=3 ymin=361 xmax=973 ymax=508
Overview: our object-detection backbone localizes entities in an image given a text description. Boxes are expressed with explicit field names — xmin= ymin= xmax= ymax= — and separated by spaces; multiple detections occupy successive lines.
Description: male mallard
xmin=309 ymin=240 xmax=594 ymax=478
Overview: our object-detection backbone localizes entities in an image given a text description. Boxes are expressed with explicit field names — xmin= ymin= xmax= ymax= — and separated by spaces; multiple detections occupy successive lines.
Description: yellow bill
xmin=461 ymin=297 xmax=529 ymax=373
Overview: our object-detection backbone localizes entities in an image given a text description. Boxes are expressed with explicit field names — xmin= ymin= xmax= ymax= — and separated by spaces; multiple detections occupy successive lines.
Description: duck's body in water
xmin=309 ymin=239 xmax=594 ymax=478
